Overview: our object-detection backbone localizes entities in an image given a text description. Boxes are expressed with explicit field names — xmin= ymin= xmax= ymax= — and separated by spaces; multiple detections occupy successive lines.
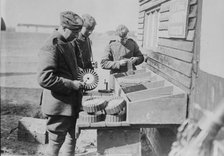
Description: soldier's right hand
xmin=119 ymin=59 xmax=128 ymax=66
xmin=72 ymin=80 xmax=85 ymax=90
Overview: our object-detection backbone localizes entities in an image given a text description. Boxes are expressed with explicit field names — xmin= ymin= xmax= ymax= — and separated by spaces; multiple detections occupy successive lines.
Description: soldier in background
xmin=74 ymin=14 xmax=97 ymax=69
xmin=100 ymin=24 xmax=144 ymax=74
xmin=37 ymin=11 xmax=84 ymax=156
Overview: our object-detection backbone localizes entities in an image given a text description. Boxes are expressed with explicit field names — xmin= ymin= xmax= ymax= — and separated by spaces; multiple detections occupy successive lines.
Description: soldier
xmin=100 ymin=24 xmax=144 ymax=74
xmin=74 ymin=14 xmax=97 ymax=69
xmin=37 ymin=11 xmax=84 ymax=156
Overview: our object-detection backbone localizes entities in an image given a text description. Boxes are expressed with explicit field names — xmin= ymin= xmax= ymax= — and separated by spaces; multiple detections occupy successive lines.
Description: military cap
xmin=116 ymin=25 xmax=129 ymax=38
xmin=60 ymin=11 xmax=83 ymax=30
xmin=82 ymin=14 xmax=96 ymax=30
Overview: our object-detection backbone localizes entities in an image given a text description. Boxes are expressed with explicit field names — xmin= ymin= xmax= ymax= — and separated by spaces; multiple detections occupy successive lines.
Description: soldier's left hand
xmin=129 ymin=57 xmax=138 ymax=64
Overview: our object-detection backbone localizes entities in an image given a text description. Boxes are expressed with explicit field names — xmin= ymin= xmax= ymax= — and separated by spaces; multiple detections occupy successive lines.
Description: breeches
xmin=46 ymin=115 xmax=78 ymax=156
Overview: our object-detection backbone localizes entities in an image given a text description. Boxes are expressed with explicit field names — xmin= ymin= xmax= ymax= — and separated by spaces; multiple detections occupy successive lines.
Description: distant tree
xmin=1 ymin=17 xmax=6 ymax=31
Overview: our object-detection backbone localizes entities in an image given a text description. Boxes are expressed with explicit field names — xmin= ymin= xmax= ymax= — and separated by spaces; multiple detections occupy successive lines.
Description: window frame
xmin=143 ymin=7 xmax=161 ymax=51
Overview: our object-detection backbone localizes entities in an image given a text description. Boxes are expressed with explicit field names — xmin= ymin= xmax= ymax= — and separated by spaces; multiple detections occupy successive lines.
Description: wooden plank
xmin=189 ymin=4 xmax=197 ymax=18
xmin=190 ymin=0 xmax=197 ymax=5
xmin=118 ymin=75 xmax=157 ymax=85
xmin=159 ymin=29 xmax=195 ymax=41
xmin=159 ymin=11 xmax=170 ymax=22
xmin=105 ymin=122 xmax=122 ymax=127
xmin=146 ymin=58 xmax=192 ymax=88
xmin=143 ymin=80 xmax=165 ymax=89
xmin=76 ymin=119 xmax=91 ymax=128
xmin=138 ymin=28 xmax=144 ymax=35
xmin=186 ymin=30 xmax=195 ymax=41
xmin=144 ymin=64 xmax=191 ymax=93
xmin=157 ymin=46 xmax=193 ymax=63
xmin=137 ymin=35 xmax=143 ymax=41
xmin=140 ymin=0 xmax=166 ymax=12
xmin=127 ymin=93 xmax=187 ymax=124
xmin=158 ymin=38 xmax=194 ymax=52
xmin=138 ymin=32 xmax=144 ymax=36
xmin=127 ymin=86 xmax=174 ymax=102
xmin=118 ymin=71 xmax=151 ymax=80
xmin=148 ymin=51 xmax=192 ymax=77
xmin=138 ymin=18 xmax=144 ymax=24
xmin=90 ymin=122 xmax=106 ymax=128
xmin=188 ymin=17 xmax=197 ymax=30
xmin=158 ymin=30 xmax=169 ymax=38
xmin=160 ymin=1 xmax=170 ymax=13
xmin=139 ymin=11 xmax=145 ymax=18
xmin=139 ymin=0 xmax=150 ymax=6
xmin=167 ymin=0 xmax=190 ymax=38
xmin=159 ymin=21 xmax=168 ymax=30
xmin=138 ymin=23 xmax=144 ymax=29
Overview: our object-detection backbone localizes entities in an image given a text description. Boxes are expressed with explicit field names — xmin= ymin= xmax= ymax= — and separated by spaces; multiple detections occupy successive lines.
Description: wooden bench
xmin=76 ymin=68 xmax=187 ymax=156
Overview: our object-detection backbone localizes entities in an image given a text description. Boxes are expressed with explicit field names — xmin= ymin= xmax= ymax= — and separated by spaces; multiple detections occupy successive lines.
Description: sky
xmin=1 ymin=0 xmax=139 ymax=33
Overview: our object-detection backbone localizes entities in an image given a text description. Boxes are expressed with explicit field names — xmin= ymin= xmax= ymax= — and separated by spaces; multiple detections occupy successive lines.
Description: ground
xmin=0 ymin=99 xmax=98 ymax=156
xmin=0 ymin=31 xmax=115 ymax=156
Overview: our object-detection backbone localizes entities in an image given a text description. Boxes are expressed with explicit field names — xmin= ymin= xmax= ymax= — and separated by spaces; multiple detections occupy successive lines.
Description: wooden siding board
xmin=140 ymin=0 xmax=166 ymax=12
xmin=137 ymin=35 xmax=144 ymax=41
xmin=159 ymin=11 xmax=170 ymax=22
xmin=159 ymin=21 xmax=169 ymax=30
xmin=189 ymin=4 xmax=197 ymax=18
xmin=146 ymin=58 xmax=192 ymax=88
xmin=188 ymin=17 xmax=197 ymax=30
xmin=157 ymin=46 xmax=193 ymax=62
xmin=186 ymin=30 xmax=195 ymax=41
xmin=160 ymin=1 xmax=170 ymax=13
xmin=139 ymin=11 xmax=145 ymax=18
xmin=148 ymin=51 xmax=192 ymax=77
xmin=138 ymin=18 xmax=144 ymax=24
xmin=140 ymin=0 xmax=150 ymax=6
xmin=144 ymin=64 xmax=191 ymax=93
xmin=158 ymin=30 xmax=169 ymax=38
xmin=158 ymin=30 xmax=195 ymax=41
xmin=138 ymin=28 xmax=144 ymax=34
xmin=158 ymin=38 xmax=194 ymax=52
xmin=138 ymin=23 xmax=144 ymax=29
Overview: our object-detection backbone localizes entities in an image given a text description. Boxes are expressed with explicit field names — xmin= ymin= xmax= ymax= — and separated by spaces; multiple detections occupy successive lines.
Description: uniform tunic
xmin=37 ymin=31 xmax=82 ymax=116
xmin=75 ymin=33 xmax=93 ymax=69
xmin=100 ymin=38 xmax=144 ymax=74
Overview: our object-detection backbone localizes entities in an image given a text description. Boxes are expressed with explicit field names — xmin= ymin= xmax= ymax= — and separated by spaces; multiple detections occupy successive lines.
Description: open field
xmin=0 ymin=31 xmax=116 ymax=155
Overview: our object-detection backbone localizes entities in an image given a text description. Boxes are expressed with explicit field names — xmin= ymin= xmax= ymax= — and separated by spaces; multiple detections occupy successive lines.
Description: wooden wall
xmin=138 ymin=1 xmax=224 ymax=154
xmin=138 ymin=0 xmax=198 ymax=94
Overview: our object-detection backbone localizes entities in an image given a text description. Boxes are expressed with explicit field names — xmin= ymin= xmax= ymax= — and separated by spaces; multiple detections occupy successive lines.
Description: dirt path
xmin=1 ymin=101 xmax=97 ymax=156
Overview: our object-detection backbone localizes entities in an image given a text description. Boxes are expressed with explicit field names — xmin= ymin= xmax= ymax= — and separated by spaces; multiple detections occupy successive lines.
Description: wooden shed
xmin=137 ymin=0 xmax=224 ymax=155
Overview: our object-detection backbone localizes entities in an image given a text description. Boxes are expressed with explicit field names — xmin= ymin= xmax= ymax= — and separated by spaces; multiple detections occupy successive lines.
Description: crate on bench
xmin=18 ymin=117 xmax=48 ymax=144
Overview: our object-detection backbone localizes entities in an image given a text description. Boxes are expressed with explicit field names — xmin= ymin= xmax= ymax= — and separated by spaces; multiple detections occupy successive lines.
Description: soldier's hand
xmin=92 ymin=61 xmax=98 ymax=68
xmin=72 ymin=80 xmax=85 ymax=90
xmin=129 ymin=57 xmax=138 ymax=64
xmin=119 ymin=59 xmax=128 ymax=66
xmin=78 ymin=67 xmax=84 ymax=72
